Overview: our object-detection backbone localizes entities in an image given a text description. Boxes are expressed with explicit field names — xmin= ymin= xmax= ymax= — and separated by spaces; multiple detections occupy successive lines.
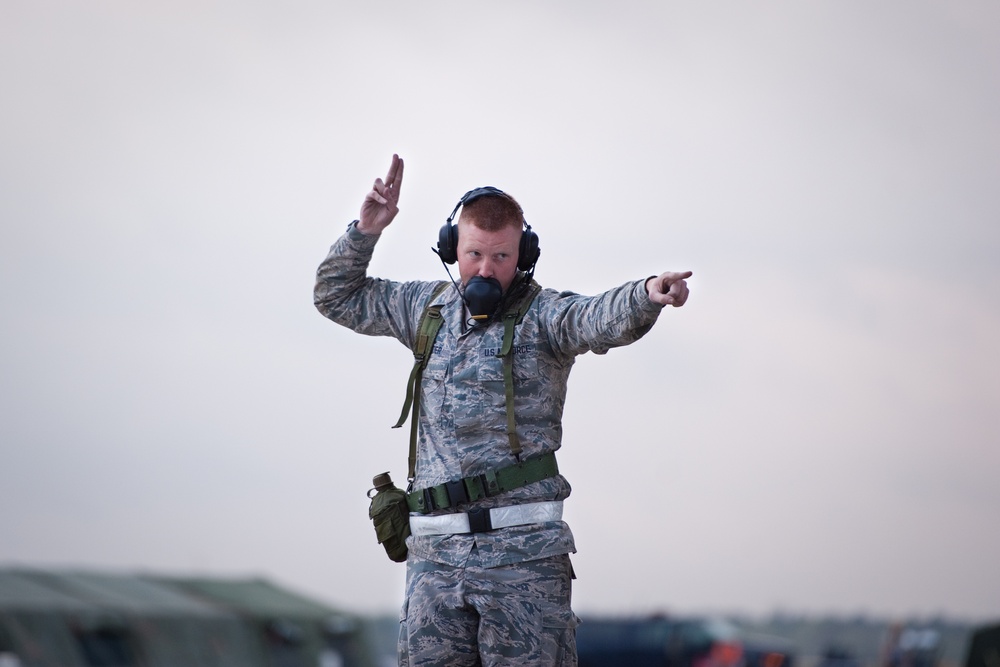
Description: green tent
xmin=0 ymin=569 xmax=371 ymax=667
xmin=1 ymin=568 xmax=261 ymax=666
xmin=158 ymin=576 xmax=372 ymax=667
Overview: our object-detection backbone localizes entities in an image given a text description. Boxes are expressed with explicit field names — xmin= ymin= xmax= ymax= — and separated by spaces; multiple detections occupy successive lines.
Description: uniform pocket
xmin=542 ymin=609 xmax=580 ymax=630
xmin=421 ymin=370 xmax=447 ymax=422
xmin=541 ymin=608 xmax=580 ymax=667
xmin=397 ymin=600 xmax=410 ymax=667
xmin=419 ymin=334 xmax=451 ymax=421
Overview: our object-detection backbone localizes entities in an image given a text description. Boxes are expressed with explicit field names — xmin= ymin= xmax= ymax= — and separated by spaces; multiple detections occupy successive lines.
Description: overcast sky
xmin=2 ymin=1 xmax=998 ymax=622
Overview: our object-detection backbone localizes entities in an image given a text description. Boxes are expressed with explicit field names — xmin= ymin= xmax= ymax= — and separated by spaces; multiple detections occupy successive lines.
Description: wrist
xmin=354 ymin=219 xmax=383 ymax=236
xmin=644 ymin=275 xmax=657 ymax=297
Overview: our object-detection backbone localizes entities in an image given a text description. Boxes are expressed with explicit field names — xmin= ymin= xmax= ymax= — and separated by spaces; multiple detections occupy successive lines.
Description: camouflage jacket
xmin=315 ymin=221 xmax=664 ymax=569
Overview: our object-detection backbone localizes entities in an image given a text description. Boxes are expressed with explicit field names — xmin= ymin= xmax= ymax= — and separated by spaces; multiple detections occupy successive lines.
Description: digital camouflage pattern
xmin=399 ymin=553 xmax=578 ymax=667
xmin=314 ymin=221 xmax=665 ymax=570
xmin=315 ymin=221 xmax=663 ymax=664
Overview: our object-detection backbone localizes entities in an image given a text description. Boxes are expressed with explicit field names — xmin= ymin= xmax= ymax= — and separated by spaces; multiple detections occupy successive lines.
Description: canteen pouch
xmin=368 ymin=473 xmax=410 ymax=563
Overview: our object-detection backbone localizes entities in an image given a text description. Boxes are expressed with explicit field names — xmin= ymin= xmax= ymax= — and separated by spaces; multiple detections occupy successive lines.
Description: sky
xmin=1 ymin=1 xmax=998 ymax=622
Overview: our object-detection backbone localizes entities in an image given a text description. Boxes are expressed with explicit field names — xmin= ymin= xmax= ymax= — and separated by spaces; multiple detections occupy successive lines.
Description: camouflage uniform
xmin=315 ymin=222 xmax=664 ymax=666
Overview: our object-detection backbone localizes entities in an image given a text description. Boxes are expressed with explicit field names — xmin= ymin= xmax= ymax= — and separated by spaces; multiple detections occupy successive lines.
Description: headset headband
xmin=445 ymin=186 xmax=522 ymax=225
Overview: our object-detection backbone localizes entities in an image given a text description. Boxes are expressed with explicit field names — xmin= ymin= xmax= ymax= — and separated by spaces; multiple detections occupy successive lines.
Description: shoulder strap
xmin=498 ymin=280 xmax=543 ymax=460
xmin=393 ymin=282 xmax=449 ymax=481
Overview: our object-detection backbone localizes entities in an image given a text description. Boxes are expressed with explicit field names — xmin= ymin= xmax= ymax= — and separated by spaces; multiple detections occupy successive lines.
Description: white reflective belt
xmin=409 ymin=501 xmax=563 ymax=536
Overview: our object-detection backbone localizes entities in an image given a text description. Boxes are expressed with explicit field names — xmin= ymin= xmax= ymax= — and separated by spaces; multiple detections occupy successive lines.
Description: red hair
xmin=459 ymin=193 xmax=524 ymax=232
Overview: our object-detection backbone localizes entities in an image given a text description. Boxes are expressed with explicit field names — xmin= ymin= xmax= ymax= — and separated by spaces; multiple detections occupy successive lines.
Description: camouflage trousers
xmin=398 ymin=549 xmax=578 ymax=667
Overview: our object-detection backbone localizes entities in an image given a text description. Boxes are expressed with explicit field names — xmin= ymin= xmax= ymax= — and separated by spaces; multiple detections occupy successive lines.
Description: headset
xmin=436 ymin=186 xmax=540 ymax=273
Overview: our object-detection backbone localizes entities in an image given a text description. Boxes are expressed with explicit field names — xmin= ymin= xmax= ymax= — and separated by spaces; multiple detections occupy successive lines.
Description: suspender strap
xmin=393 ymin=283 xmax=449 ymax=480
xmin=405 ymin=450 xmax=559 ymax=514
xmin=498 ymin=281 xmax=542 ymax=460
xmin=394 ymin=279 xmax=541 ymax=485
xmin=501 ymin=313 xmax=521 ymax=458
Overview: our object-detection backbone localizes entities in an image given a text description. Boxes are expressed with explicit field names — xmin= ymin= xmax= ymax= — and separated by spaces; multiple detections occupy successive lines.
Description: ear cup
xmin=437 ymin=221 xmax=459 ymax=264
xmin=518 ymin=226 xmax=540 ymax=272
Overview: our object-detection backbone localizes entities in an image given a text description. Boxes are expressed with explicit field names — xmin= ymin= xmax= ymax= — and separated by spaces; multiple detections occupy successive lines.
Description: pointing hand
xmin=646 ymin=271 xmax=692 ymax=307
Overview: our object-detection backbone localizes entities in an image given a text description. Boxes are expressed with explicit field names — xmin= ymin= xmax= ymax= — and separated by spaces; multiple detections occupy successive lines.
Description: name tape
xmin=482 ymin=344 xmax=535 ymax=358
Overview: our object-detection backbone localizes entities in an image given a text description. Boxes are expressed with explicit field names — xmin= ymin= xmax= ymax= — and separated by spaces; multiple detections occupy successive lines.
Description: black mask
xmin=464 ymin=276 xmax=503 ymax=322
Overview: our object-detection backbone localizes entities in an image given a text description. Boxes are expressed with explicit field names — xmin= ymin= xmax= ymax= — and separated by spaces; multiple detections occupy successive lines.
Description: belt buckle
xmin=421 ymin=488 xmax=436 ymax=513
xmin=444 ymin=479 xmax=469 ymax=507
xmin=467 ymin=507 xmax=493 ymax=533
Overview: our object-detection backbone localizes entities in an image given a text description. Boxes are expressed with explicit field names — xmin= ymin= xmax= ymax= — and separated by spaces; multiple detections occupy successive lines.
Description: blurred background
xmin=1 ymin=1 xmax=998 ymax=662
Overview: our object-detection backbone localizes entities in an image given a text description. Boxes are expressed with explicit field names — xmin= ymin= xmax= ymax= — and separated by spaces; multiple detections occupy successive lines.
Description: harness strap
xmin=394 ymin=278 xmax=541 ymax=485
xmin=406 ymin=451 xmax=559 ymax=514
xmin=498 ymin=281 xmax=542 ymax=459
xmin=393 ymin=283 xmax=449 ymax=480
xmin=501 ymin=313 xmax=521 ymax=457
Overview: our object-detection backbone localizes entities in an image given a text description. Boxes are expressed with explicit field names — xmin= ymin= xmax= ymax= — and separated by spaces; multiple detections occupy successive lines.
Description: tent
xmin=0 ymin=569 xmax=370 ymax=667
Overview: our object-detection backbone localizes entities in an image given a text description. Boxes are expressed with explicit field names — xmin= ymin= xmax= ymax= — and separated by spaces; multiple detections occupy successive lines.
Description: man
xmin=314 ymin=154 xmax=691 ymax=666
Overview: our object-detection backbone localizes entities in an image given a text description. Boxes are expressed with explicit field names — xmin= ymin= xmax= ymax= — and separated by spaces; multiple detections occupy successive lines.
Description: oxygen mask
xmin=464 ymin=276 xmax=503 ymax=323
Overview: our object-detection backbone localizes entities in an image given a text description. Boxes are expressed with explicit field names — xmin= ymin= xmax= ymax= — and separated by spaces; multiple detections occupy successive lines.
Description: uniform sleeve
xmin=313 ymin=221 xmax=437 ymax=350
xmin=536 ymin=279 xmax=664 ymax=361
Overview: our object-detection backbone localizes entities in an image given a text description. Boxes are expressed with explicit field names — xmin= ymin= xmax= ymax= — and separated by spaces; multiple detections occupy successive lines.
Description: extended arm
xmin=539 ymin=270 xmax=692 ymax=360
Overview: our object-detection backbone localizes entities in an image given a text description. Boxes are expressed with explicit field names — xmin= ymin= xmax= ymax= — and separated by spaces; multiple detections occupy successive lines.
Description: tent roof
xmin=159 ymin=576 xmax=341 ymax=620
xmin=0 ymin=568 xmax=358 ymax=624
xmin=0 ymin=570 xmax=92 ymax=612
xmin=0 ymin=569 xmax=228 ymax=617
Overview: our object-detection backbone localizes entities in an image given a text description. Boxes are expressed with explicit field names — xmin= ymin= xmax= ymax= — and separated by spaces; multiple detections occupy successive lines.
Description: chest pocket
xmin=425 ymin=334 xmax=452 ymax=379
xmin=477 ymin=341 xmax=540 ymax=381
xmin=420 ymin=333 xmax=453 ymax=421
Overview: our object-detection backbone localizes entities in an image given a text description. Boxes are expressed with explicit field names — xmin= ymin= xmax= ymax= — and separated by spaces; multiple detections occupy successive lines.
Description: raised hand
xmin=357 ymin=154 xmax=404 ymax=235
